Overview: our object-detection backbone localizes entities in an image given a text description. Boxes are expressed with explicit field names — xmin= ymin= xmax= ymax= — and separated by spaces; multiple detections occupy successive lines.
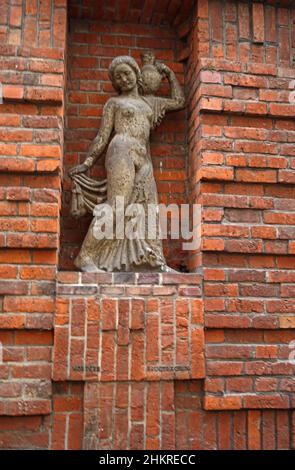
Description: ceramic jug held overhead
xmin=141 ymin=51 xmax=163 ymax=95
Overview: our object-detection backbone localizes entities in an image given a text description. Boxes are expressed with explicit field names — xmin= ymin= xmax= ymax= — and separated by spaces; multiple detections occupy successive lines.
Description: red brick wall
xmin=52 ymin=272 xmax=204 ymax=450
xmin=0 ymin=0 xmax=295 ymax=450
xmin=191 ymin=0 xmax=295 ymax=419
xmin=51 ymin=382 xmax=83 ymax=450
xmin=175 ymin=381 xmax=293 ymax=450
xmin=0 ymin=0 xmax=67 ymax=449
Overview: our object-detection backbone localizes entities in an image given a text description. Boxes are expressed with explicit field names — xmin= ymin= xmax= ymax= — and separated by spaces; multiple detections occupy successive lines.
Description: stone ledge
xmin=56 ymin=271 xmax=203 ymax=297
xmin=57 ymin=271 xmax=202 ymax=286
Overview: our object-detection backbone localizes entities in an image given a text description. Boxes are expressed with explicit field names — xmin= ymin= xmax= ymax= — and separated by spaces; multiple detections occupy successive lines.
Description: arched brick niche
xmin=59 ymin=0 xmax=195 ymax=272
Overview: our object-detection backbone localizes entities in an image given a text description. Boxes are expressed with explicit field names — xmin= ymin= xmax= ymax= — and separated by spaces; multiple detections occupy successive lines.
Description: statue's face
xmin=113 ymin=63 xmax=137 ymax=92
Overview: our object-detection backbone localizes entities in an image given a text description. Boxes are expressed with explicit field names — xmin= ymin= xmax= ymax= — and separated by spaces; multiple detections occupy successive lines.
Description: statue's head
xmin=108 ymin=56 xmax=143 ymax=94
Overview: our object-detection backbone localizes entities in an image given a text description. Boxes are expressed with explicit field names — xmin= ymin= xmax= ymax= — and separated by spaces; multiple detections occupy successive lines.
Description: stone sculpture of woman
xmin=68 ymin=54 xmax=185 ymax=272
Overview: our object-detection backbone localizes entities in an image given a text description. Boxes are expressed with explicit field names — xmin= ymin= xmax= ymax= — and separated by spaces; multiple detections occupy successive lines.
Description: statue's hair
xmin=108 ymin=56 xmax=143 ymax=93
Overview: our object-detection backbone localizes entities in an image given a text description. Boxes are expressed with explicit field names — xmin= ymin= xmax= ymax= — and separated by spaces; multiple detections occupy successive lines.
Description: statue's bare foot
xmin=160 ymin=264 xmax=179 ymax=273
xmin=80 ymin=261 xmax=106 ymax=273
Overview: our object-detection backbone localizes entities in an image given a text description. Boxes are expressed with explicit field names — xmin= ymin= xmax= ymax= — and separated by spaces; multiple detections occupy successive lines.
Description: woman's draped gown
xmin=70 ymin=96 xmax=167 ymax=272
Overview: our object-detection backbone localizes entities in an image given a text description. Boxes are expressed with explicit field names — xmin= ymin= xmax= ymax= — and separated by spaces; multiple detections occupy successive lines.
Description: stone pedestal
xmin=53 ymin=272 xmax=204 ymax=449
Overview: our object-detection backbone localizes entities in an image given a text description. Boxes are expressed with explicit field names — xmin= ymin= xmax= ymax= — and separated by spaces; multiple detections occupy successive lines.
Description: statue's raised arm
xmin=154 ymin=62 xmax=185 ymax=112
xmin=140 ymin=52 xmax=185 ymax=128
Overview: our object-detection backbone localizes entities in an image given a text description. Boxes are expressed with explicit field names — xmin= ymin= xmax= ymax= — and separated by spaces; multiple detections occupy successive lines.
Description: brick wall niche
xmin=60 ymin=0 xmax=193 ymax=272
